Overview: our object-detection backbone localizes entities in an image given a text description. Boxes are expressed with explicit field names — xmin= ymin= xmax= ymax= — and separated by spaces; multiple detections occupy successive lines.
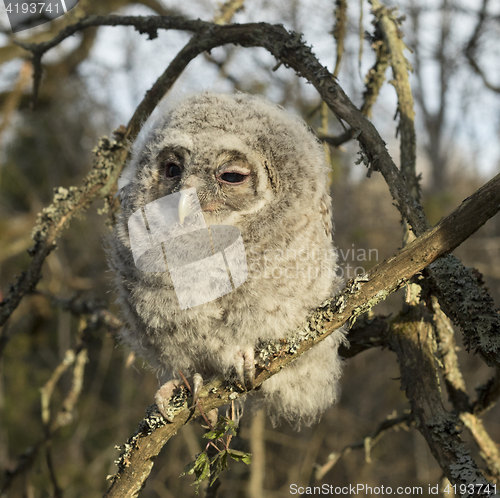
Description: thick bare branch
xmin=389 ymin=304 xmax=491 ymax=493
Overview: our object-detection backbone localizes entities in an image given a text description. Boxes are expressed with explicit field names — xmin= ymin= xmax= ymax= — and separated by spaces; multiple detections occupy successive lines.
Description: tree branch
xmin=465 ymin=0 xmax=500 ymax=94
xmin=389 ymin=304 xmax=492 ymax=492
xmin=370 ymin=0 xmax=417 ymax=197
xmin=0 ymin=135 xmax=126 ymax=332
xmin=311 ymin=412 xmax=411 ymax=483
xmin=103 ymin=172 xmax=500 ymax=497
xmin=3 ymin=15 xmax=500 ymax=495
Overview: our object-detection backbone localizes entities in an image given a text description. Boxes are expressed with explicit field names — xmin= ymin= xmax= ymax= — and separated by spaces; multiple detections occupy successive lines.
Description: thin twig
xmin=311 ymin=412 xmax=410 ymax=483
xmin=465 ymin=0 xmax=500 ymax=94
xmin=3 ymin=338 xmax=89 ymax=494
xmin=333 ymin=0 xmax=347 ymax=78
xmin=473 ymin=369 xmax=500 ymax=417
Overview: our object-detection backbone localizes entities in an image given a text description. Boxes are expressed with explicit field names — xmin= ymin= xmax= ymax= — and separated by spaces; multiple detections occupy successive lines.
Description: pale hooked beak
xmin=178 ymin=190 xmax=194 ymax=224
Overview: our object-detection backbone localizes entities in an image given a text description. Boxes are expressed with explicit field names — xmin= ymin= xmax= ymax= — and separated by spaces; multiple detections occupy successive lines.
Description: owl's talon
xmin=244 ymin=348 xmax=255 ymax=390
xmin=235 ymin=347 xmax=255 ymax=391
xmin=155 ymin=379 xmax=183 ymax=422
xmin=192 ymin=372 xmax=203 ymax=406
xmin=204 ymin=408 xmax=219 ymax=429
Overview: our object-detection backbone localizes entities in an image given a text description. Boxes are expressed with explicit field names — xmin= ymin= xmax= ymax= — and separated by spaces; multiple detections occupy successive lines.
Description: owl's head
xmin=118 ymin=92 xmax=330 ymax=236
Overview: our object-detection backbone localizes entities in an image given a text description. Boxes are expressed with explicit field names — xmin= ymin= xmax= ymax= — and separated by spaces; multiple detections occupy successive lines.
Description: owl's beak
xmin=178 ymin=190 xmax=193 ymax=224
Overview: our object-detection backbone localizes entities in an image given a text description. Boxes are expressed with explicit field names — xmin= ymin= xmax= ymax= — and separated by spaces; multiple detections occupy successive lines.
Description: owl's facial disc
xmin=153 ymin=143 xmax=261 ymax=226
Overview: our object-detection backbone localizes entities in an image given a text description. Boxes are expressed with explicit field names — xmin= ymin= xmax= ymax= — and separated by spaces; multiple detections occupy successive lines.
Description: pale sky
xmin=1 ymin=0 xmax=499 ymax=179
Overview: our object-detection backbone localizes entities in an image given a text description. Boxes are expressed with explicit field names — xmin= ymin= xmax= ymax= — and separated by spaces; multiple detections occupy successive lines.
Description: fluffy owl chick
xmin=108 ymin=92 xmax=345 ymax=426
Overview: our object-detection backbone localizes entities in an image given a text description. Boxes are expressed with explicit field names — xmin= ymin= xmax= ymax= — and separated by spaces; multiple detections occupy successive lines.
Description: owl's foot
xmin=155 ymin=379 xmax=183 ymax=422
xmin=155 ymin=373 xmax=204 ymax=422
xmin=192 ymin=372 xmax=203 ymax=406
xmin=203 ymin=408 xmax=219 ymax=429
xmin=235 ymin=347 xmax=255 ymax=391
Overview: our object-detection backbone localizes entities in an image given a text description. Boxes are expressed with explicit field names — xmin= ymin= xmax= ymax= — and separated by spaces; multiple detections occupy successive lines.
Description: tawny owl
xmin=108 ymin=92 xmax=345 ymax=426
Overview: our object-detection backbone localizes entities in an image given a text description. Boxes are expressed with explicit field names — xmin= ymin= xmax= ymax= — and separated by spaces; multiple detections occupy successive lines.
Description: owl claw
xmin=155 ymin=379 xmax=183 ymax=422
xmin=192 ymin=372 xmax=203 ymax=406
xmin=235 ymin=347 xmax=255 ymax=391
xmin=155 ymin=373 xmax=204 ymax=420
xmin=204 ymin=408 xmax=219 ymax=429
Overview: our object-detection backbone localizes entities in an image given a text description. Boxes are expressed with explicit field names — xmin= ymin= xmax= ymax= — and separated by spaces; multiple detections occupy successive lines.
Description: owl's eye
xmin=164 ymin=162 xmax=182 ymax=178
xmin=218 ymin=172 xmax=249 ymax=185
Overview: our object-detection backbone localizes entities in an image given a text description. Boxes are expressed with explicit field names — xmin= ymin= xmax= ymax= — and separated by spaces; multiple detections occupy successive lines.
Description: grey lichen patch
xmin=29 ymin=136 xmax=124 ymax=254
xmin=349 ymin=274 xmax=370 ymax=293
xmin=108 ymin=394 xmax=186 ymax=482
xmin=426 ymin=414 xmax=490 ymax=493
xmin=427 ymin=413 xmax=461 ymax=441
xmin=449 ymin=452 xmax=489 ymax=488
xmin=349 ymin=290 xmax=389 ymax=327
xmin=429 ymin=256 xmax=500 ymax=365
xmin=256 ymin=296 xmax=346 ymax=369
xmin=29 ymin=185 xmax=81 ymax=250
xmin=160 ymin=388 xmax=189 ymax=422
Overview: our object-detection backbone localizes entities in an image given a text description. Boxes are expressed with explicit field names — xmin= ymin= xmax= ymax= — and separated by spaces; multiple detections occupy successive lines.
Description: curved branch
xmin=104 ymin=172 xmax=500 ymax=497
xmin=0 ymin=136 xmax=126 ymax=332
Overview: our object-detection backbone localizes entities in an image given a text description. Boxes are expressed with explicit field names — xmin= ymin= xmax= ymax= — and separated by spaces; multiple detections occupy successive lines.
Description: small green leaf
xmin=203 ymin=416 xmax=238 ymax=439
xmin=198 ymin=457 xmax=211 ymax=481
xmin=203 ymin=428 xmax=225 ymax=440
xmin=210 ymin=450 xmax=229 ymax=485
xmin=224 ymin=419 xmax=238 ymax=437
xmin=180 ymin=452 xmax=211 ymax=494
xmin=179 ymin=460 xmax=197 ymax=477
xmin=227 ymin=449 xmax=252 ymax=465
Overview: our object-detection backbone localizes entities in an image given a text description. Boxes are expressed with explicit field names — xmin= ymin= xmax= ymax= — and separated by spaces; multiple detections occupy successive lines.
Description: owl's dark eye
xmin=218 ymin=172 xmax=249 ymax=185
xmin=164 ymin=162 xmax=182 ymax=178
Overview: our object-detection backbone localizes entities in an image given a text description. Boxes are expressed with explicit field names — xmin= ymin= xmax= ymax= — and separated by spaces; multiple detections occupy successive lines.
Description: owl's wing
xmin=320 ymin=192 xmax=333 ymax=238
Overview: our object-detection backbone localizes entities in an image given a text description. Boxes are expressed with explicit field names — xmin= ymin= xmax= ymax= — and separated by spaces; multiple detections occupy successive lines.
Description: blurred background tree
xmin=0 ymin=0 xmax=499 ymax=496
